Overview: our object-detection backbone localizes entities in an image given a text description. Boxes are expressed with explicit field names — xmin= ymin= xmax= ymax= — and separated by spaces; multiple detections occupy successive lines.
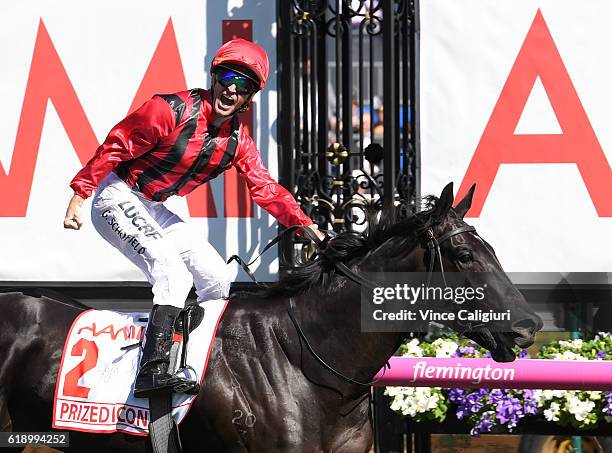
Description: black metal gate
xmin=276 ymin=1 xmax=419 ymax=451
xmin=277 ymin=0 xmax=419 ymax=262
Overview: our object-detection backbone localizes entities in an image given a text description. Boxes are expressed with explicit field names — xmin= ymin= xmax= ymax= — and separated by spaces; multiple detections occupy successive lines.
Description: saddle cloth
xmin=52 ymin=299 xmax=228 ymax=435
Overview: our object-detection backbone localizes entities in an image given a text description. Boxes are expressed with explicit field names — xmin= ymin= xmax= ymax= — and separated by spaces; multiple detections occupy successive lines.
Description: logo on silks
xmin=117 ymin=201 xmax=163 ymax=239
xmin=100 ymin=201 xmax=166 ymax=255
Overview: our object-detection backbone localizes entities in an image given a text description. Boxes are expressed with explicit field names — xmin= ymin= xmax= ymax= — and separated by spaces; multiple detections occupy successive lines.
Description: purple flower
xmin=449 ymin=388 xmax=468 ymax=419
xmin=466 ymin=392 xmax=484 ymax=413
xmin=488 ymin=389 xmax=505 ymax=405
xmin=477 ymin=387 xmax=489 ymax=397
xmin=470 ymin=412 xmax=494 ymax=436
xmin=449 ymin=388 xmax=465 ymax=403
xmin=453 ymin=345 xmax=479 ymax=357
xmin=456 ymin=406 xmax=466 ymax=420
xmin=597 ymin=351 xmax=607 ymax=359
xmin=522 ymin=390 xmax=538 ymax=415
xmin=495 ymin=396 xmax=524 ymax=429
xmin=603 ymin=392 xmax=612 ymax=415
xmin=450 ymin=388 xmax=484 ymax=420
xmin=518 ymin=349 xmax=530 ymax=359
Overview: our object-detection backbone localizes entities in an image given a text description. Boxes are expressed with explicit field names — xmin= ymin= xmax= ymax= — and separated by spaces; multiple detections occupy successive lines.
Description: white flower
xmin=588 ymin=391 xmax=602 ymax=401
xmin=385 ymin=386 xmax=407 ymax=398
xmin=533 ymin=389 xmax=566 ymax=405
xmin=544 ymin=402 xmax=561 ymax=422
xmin=431 ymin=338 xmax=458 ymax=358
xmin=558 ymin=339 xmax=583 ymax=350
xmin=563 ymin=391 xmax=578 ymax=402
xmin=403 ymin=338 xmax=424 ymax=357
xmin=385 ymin=386 xmax=444 ymax=418
xmin=389 ymin=398 xmax=403 ymax=412
xmin=533 ymin=389 xmax=542 ymax=404
xmin=565 ymin=396 xmax=595 ymax=422
xmin=552 ymin=350 xmax=587 ymax=361
xmin=431 ymin=338 xmax=444 ymax=347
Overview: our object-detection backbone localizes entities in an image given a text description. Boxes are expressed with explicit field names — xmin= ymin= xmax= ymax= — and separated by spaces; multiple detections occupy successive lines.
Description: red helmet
xmin=211 ymin=39 xmax=269 ymax=90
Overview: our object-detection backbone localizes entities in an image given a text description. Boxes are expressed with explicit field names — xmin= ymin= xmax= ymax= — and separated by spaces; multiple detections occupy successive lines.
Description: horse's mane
xmin=234 ymin=196 xmax=441 ymax=300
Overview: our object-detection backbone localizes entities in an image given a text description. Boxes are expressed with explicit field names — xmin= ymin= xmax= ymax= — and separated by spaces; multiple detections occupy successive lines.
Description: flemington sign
xmin=374 ymin=357 xmax=612 ymax=391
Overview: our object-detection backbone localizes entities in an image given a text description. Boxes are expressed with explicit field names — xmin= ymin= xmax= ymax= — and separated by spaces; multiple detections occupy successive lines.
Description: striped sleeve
xmin=69 ymin=95 xmax=178 ymax=198
xmin=232 ymin=133 xmax=313 ymax=228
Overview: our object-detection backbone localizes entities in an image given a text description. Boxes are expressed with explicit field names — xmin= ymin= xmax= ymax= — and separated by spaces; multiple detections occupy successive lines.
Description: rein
xmin=227 ymin=223 xmax=478 ymax=389
xmin=227 ymin=225 xmax=378 ymax=289
xmin=287 ymin=297 xmax=390 ymax=387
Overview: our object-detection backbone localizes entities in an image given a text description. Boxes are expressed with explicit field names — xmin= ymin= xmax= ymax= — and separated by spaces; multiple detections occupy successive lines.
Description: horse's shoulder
xmin=218 ymin=295 xmax=287 ymax=352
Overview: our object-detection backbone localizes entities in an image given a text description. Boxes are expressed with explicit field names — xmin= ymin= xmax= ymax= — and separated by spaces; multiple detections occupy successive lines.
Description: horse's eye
xmin=458 ymin=252 xmax=473 ymax=264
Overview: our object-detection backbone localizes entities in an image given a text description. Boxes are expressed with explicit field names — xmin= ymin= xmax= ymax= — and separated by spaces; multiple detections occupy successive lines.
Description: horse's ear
xmin=433 ymin=182 xmax=454 ymax=221
xmin=454 ymin=183 xmax=476 ymax=219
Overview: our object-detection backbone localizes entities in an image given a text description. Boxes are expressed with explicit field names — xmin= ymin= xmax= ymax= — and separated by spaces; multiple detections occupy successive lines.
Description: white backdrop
xmin=420 ymin=0 xmax=612 ymax=273
xmin=0 ymin=0 xmax=280 ymax=282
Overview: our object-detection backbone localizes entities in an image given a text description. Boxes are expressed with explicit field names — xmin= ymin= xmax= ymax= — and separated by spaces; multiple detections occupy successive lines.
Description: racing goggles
xmin=215 ymin=68 xmax=258 ymax=95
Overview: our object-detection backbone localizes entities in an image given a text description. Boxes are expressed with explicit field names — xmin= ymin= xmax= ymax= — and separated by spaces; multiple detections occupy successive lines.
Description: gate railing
xmin=277 ymin=0 xmax=419 ymax=265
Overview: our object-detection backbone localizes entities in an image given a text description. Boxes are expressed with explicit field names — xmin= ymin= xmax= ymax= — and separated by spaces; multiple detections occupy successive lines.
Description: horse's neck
xmin=284 ymin=238 xmax=425 ymax=396
xmin=293 ymin=282 xmax=404 ymax=395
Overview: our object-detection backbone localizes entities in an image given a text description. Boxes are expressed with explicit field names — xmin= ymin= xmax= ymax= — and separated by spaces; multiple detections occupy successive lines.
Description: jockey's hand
xmin=64 ymin=194 xmax=85 ymax=230
xmin=305 ymin=224 xmax=326 ymax=242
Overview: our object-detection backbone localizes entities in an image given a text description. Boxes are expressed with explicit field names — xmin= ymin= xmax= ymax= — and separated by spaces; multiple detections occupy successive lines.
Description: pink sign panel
xmin=373 ymin=357 xmax=612 ymax=390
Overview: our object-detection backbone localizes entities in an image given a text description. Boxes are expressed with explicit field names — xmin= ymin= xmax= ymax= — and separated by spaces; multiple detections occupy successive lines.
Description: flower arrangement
xmin=385 ymin=333 xmax=612 ymax=436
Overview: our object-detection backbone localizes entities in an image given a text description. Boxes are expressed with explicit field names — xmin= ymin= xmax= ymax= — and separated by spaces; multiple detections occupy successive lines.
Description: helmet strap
xmin=235 ymin=91 xmax=255 ymax=114
xmin=236 ymin=101 xmax=250 ymax=114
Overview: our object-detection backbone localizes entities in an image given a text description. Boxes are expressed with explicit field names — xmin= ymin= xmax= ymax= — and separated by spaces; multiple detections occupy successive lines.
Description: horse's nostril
xmin=512 ymin=317 xmax=540 ymax=336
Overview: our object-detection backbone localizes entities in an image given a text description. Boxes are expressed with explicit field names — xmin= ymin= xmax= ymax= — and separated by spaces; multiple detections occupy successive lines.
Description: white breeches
xmin=91 ymin=173 xmax=231 ymax=308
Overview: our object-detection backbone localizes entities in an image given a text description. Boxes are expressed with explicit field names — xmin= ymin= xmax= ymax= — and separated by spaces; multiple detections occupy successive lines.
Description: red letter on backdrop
xmin=0 ymin=19 xmax=194 ymax=217
xmin=0 ymin=20 xmax=99 ymax=217
xmin=456 ymin=9 xmax=612 ymax=217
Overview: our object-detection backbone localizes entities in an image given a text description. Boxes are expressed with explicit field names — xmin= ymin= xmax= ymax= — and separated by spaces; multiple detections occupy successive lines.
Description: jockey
xmin=63 ymin=39 xmax=324 ymax=398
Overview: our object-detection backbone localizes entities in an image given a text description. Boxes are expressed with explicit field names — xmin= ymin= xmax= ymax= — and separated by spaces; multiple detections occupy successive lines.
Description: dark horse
xmin=0 ymin=183 xmax=541 ymax=452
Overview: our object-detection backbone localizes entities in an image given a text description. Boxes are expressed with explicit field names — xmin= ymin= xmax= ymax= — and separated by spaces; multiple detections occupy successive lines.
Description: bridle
xmin=228 ymin=222 xmax=480 ymax=389
xmin=425 ymin=224 xmax=476 ymax=287
xmin=319 ymin=224 xmax=477 ymax=292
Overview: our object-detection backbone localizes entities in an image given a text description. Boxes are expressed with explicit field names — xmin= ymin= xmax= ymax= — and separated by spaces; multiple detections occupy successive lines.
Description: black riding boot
xmin=133 ymin=304 xmax=183 ymax=398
